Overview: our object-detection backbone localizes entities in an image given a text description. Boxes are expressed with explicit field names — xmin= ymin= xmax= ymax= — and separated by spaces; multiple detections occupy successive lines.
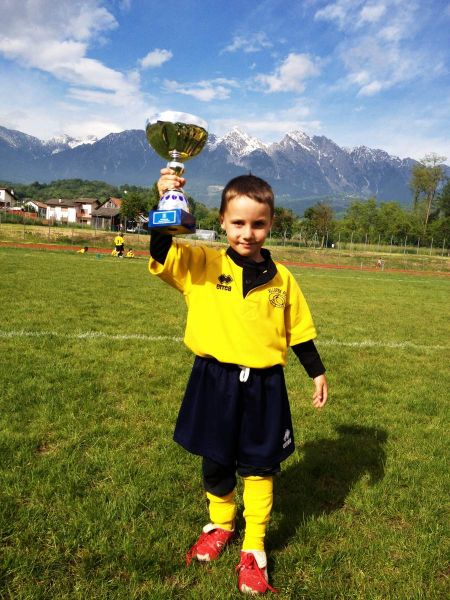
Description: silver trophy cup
xmin=146 ymin=111 xmax=208 ymax=234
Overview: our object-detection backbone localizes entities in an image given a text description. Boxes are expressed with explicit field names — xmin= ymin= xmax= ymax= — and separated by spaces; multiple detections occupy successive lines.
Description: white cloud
xmin=0 ymin=2 xmax=162 ymax=140
xmin=223 ymin=32 xmax=273 ymax=53
xmin=163 ymin=78 xmax=238 ymax=102
xmin=139 ymin=49 xmax=173 ymax=69
xmin=359 ymin=3 xmax=386 ymax=24
xmin=315 ymin=1 xmax=440 ymax=97
xmin=256 ymin=53 xmax=320 ymax=93
xmin=314 ymin=0 xmax=364 ymax=27
xmin=357 ymin=79 xmax=383 ymax=95
xmin=0 ymin=1 xmax=140 ymax=102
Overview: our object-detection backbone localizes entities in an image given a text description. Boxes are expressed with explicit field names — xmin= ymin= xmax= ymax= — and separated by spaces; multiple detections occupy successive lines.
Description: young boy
xmin=149 ymin=169 xmax=328 ymax=594
xmin=114 ymin=233 xmax=125 ymax=257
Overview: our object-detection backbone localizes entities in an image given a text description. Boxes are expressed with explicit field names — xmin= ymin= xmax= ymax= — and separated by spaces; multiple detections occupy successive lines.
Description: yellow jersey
xmin=149 ymin=241 xmax=317 ymax=368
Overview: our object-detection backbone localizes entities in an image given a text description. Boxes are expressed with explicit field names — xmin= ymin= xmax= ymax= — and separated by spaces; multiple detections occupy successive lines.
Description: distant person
xmin=126 ymin=248 xmax=135 ymax=258
xmin=114 ymin=233 xmax=124 ymax=258
xmin=376 ymin=258 xmax=385 ymax=269
xmin=148 ymin=168 xmax=328 ymax=594
xmin=77 ymin=246 xmax=88 ymax=254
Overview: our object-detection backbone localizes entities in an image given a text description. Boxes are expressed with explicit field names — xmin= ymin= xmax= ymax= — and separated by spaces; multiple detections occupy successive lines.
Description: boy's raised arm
xmin=149 ymin=168 xmax=187 ymax=264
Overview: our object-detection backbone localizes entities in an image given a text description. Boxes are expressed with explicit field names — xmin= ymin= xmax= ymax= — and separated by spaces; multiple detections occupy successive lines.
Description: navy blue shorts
xmin=173 ymin=356 xmax=295 ymax=467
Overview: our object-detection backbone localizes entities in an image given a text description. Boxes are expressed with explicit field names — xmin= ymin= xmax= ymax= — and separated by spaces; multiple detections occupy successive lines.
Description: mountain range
xmin=0 ymin=124 xmax=422 ymax=212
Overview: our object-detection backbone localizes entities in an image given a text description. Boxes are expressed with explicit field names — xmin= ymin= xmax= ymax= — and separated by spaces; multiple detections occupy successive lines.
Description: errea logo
xmin=283 ymin=429 xmax=292 ymax=449
xmin=217 ymin=274 xmax=233 ymax=291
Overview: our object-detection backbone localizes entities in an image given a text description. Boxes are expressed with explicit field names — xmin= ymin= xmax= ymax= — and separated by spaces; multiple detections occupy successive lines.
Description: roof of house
xmin=91 ymin=207 xmax=120 ymax=217
xmin=46 ymin=197 xmax=99 ymax=207
xmin=46 ymin=198 xmax=77 ymax=207
xmin=25 ymin=200 xmax=48 ymax=209
xmin=75 ymin=198 xmax=99 ymax=204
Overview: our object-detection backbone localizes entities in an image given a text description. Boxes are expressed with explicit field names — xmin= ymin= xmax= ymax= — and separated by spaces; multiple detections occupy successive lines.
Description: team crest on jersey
xmin=217 ymin=274 xmax=233 ymax=291
xmin=268 ymin=287 xmax=287 ymax=308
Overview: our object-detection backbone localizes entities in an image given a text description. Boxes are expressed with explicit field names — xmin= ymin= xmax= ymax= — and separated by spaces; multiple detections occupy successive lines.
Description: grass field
xmin=0 ymin=247 xmax=449 ymax=599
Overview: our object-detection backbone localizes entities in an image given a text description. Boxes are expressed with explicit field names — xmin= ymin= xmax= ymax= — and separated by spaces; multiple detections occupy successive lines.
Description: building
xmin=91 ymin=197 xmax=122 ymax=230
xmin=0 ymin=188 xmax=17 ymax=208
xmin=45 ymin=198 xmax=99 ymax=225
xmin=23 ymin=200 xmax=49 ymax=219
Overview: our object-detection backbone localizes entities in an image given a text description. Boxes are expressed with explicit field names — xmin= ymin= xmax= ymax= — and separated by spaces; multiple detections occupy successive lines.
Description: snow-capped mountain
xmin=209 ymin=127 xmax=268 ymax=161
xmin=0 ymin=123 xmax=428 ymax=210
xmin=44 ymin=134 xmax=98 ymax=154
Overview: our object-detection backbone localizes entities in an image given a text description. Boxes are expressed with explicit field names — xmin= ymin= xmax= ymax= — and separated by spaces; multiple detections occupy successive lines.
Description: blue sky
xmin=0 ymin=0 xmax=449 ymax=161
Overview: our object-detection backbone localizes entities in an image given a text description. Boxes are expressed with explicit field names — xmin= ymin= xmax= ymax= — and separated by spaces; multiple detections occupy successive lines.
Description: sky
xmin=0 ymin=0 xmax=449 ymax=161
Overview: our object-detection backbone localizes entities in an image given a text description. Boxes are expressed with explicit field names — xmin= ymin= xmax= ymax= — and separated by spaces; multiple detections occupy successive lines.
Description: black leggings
xmin=202 ymin=457 xmax=280 ymax=496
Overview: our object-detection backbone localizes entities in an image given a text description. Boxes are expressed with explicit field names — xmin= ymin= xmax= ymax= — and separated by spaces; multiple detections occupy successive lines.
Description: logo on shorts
xmin=217 ymin=273 xmax=233 ymax=291
xmin=283 ymin=429 xmax=292 ymax=449
xmin=269 ymin=287 xmax=287 ymax=308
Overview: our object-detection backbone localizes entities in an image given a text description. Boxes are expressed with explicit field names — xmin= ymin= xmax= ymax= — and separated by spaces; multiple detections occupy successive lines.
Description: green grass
xmin=0 ymin=247 xmax=449 ymax=599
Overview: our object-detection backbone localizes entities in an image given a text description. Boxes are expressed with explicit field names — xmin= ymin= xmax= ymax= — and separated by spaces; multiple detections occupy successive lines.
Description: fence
xmin=0 ymin=214 xmax=448 ymax=273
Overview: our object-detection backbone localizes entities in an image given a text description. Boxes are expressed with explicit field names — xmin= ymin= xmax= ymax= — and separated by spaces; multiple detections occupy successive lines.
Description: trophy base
xmin=148 ymin=208 xmax=196 ymax=235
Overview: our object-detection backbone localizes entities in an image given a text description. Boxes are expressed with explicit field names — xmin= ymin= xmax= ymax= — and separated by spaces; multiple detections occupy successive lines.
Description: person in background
xmin=114 ymin=233 xmax=124 ymax=258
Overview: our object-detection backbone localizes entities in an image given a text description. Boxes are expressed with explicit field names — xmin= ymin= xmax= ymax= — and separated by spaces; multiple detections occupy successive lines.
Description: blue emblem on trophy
xmin=146 ymin=111 xmax=208 ymax=234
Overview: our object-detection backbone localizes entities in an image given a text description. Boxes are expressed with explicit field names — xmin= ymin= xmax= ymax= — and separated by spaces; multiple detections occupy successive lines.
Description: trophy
xmin=146 ymin=111 xmax=208 ymax=234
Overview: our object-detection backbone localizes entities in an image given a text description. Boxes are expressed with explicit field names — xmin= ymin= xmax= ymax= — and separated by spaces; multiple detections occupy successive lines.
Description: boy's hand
xmin=312 ymin=374 xmax=328 ymax=409
xmin=157 ymin=167 xmax=186 ymax=198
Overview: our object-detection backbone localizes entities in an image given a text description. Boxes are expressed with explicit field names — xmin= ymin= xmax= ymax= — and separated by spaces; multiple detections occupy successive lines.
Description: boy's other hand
xmin=312 ymin=374 xmax=328 ymax=409
xmin=157 ymin=167 xmax=186 ymax=197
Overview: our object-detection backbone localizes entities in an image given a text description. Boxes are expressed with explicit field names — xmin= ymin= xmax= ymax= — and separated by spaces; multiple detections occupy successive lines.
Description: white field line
xmin=0 ymin=330 xmax=447 ymax=351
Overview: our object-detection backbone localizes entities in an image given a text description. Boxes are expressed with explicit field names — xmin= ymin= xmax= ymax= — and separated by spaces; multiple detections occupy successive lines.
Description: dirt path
xmin=1 ymin=240 xmax=449 ymax=277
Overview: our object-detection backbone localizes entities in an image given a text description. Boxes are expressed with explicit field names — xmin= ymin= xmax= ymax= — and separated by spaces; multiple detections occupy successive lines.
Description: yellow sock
xmin=242 ymin=476 xmax=273 ymax=551
xmin=206 ymin=491 xmax=236 ymax=531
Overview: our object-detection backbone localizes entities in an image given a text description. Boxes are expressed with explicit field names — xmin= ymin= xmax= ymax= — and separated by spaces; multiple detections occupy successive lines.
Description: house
xmin=74 ymin=198 xmax=99 ymax=226
xmin=92 ymin=197 xmax=122 ymax=230
xmin=23 ymin=200 xmax=48 ymax=219
xmin=0 ymin=188 xmax=17 ymax=208
xmin=45 ymin=198 xmax=99 ymax=225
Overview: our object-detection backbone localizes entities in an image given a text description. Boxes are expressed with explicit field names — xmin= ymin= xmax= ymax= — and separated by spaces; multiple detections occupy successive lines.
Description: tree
xmin=410 ymin=153 xmax=447 ymax=230
xmin=202 ymin=208 xmax=221 ymax=231
xmin=339 ymin=198 xmax=378 ymax=241
xmin=437 ymin=178 xmax=450 ymax=218
xmin=303 ymin=202 xmax=334 ymax=245
xmin=120 ymin=190 xmax=149 ymax=223
xmin=272 ymin=207 xmax=295 ymax=239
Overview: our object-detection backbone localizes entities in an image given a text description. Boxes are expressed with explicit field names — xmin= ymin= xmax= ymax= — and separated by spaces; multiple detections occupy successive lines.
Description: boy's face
xmin=220 ymin=195 xmax=273 ymax=262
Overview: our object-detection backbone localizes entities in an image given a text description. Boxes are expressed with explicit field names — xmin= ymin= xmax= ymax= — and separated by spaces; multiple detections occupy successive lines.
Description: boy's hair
xmin=220 ymin=174 xmax=274 ymax=217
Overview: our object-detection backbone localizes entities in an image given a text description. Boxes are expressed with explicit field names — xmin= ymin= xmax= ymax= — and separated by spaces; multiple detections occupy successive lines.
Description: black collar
xmin=226 ymin=246 xmax=277 ymax=296
xmin=226 ymin=246 xmax=272 ymax=268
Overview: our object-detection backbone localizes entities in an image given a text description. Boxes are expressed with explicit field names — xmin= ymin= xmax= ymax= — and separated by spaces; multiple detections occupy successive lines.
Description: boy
xmin=149 ymin=169 xmax=328 ymax=594
xmin=114 ymin=232 xmax=124 ymax=257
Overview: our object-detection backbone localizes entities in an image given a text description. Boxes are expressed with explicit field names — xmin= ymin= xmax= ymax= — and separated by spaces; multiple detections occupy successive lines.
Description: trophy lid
xmin=146 ymin=111 xmax=208 ymax=162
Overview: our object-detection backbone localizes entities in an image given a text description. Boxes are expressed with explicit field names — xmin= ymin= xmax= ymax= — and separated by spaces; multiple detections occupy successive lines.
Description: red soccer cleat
xmin=236 ymin=551 xmax=278 ymax=594
xmin=186 ymin=523 xmax=234 ymax=565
